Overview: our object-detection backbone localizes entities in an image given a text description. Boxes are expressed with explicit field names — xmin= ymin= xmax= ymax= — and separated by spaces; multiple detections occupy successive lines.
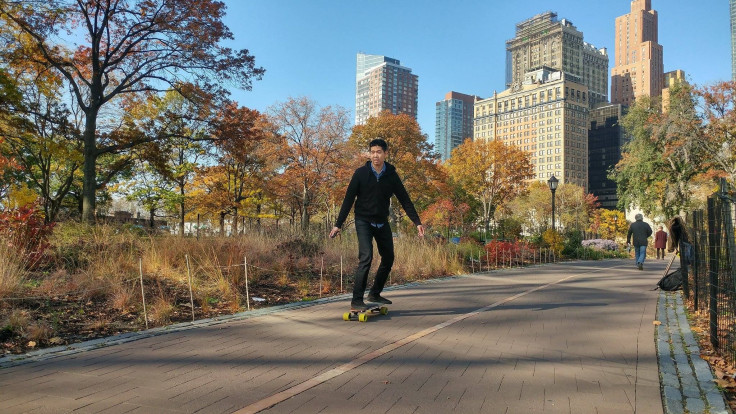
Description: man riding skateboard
xmin=330 ymin=138 xmax=424 ymax=310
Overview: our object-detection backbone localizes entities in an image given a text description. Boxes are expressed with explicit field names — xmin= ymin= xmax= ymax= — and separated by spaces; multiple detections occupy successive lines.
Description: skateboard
xmin=343 ymin=304 xmax=388 ymax=322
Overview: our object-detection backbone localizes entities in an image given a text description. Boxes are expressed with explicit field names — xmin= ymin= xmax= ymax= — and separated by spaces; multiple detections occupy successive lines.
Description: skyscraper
xmin=588 ymin=104 xmax=626 ymax=209
xmin=731 ymin=0 xmax=736 ymax=80
xmin=474 ymin=68 xmax=589 ymax=189
xmin=354 ymin=53 xmax=418 ymax=126
xmin=435 ymin=92 xmax=478 ymax=161
xmin=610 ymin=0 xmax=664 ymax=105
xmin=506 ymin=11 xmax=609 ymax=107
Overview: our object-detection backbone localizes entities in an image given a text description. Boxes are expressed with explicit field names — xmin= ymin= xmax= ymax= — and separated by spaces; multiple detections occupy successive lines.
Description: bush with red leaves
xmin=0 ymin=203 xmax=54 ymax=268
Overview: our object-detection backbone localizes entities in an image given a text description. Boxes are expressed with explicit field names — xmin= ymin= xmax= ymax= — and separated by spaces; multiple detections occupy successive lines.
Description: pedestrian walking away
xmin=627 ymin=213 xmax=653 ymax=270
xmin=330 ymin=138 xmax=425 ymax=310
xmin=654 ymin=225 xmax=668 ymax=259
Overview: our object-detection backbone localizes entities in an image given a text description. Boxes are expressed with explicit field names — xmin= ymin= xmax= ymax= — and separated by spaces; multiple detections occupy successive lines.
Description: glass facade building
xmin=435 ymin=92 xmax=478 ymax=161
xmin=732 ymin=0 xmax=736 ymax=80
xmin=588 ymin=104 xmax=627 ymax=209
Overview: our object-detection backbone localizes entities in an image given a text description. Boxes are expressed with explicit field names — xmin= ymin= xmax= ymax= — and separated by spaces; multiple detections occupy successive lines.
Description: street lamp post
xmin=547 ymin=175 xmax=558 ymax=232
xmin=612 ymin=215 xmax=618 ymax=239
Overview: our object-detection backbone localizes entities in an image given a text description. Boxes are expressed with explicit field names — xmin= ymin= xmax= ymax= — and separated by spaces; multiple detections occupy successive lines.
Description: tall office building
xmin=610 ymin=0 xmax=664 ymax=105
xmin=506 ymin=12 xmax=609 ymax=107
xmin=731 ymin=0 xmax=736 ymax=80
xmin=435 ymin=92 xmax=479 ymax=161
xmin=474 ymin=68 xmax=589 ymax=189
xmin=588 ymin=104 xmax=626 ymax=209
xmin=661 ymin=69 xmax=687 ymax=112
xmin=355 ymin=53 xmax=418 ymax=126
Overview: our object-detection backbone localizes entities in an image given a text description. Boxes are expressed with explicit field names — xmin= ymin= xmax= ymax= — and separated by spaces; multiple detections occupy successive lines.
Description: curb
xmin=657 ymin=290 xmax=731 ymax=413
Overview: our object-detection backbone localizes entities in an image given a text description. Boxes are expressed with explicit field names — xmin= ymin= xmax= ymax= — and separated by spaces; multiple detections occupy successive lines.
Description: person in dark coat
xmin=330 ymin=138 xmax=424 ymax=310
xmin=654 ymin=225 xmax=668 ymax=259
xmin=627 ymin=213 xmax=653 ymax=270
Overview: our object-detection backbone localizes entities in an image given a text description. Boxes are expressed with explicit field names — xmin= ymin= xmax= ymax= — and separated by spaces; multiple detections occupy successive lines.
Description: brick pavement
xmin=0 ymin=259 xmax=726 ymax=413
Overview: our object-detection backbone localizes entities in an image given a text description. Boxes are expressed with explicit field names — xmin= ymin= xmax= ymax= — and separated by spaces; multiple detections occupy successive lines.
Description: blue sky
xmin=222 ymin=1 xmax=731 ymax=144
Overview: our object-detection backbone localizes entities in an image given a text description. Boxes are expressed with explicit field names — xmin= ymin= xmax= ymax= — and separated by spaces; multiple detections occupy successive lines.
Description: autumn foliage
xmin=0 ymin=203 xmax=54 ymax=268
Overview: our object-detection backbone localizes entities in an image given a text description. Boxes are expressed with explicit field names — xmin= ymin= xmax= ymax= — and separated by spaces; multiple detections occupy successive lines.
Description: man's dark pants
xmin=353 ymin=219 xmax=394 ymax=302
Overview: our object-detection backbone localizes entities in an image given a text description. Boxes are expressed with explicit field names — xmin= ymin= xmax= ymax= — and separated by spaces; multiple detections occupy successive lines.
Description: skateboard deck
xmin=343 ymin=304 xmax=388 ymax=322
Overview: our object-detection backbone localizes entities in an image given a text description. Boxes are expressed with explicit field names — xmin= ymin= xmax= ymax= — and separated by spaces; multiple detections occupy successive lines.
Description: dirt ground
xmin=689 ymin=310 xmax=736 ymax=411
xmin=0 ymin=280 xmax=309 ymax=356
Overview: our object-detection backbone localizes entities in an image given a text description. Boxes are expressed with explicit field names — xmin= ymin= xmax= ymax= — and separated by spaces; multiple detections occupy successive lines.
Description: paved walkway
xmin=0 ymin=259 xmax=729 ymax=413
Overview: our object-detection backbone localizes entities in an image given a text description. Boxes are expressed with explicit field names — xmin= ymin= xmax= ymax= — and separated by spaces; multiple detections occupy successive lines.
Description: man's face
xmin=369 ymin=145 xmax=387 ymax=168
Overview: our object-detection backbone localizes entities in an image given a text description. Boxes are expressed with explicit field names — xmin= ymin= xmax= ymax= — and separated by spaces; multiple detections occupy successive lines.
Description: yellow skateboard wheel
xmin=343 ymin=312 xmax=351 ymax=321
xmin=358 ymin=313 xmax=368 ymax=322
xmin=380 ymin=307 xmax=388 ymax=315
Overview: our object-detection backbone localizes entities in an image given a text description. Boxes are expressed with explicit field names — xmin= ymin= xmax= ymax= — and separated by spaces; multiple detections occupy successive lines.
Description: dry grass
xmin=148 ymin=296 xmax=175 ymax=325
xmin=25 ymin=321 xmax=54 ymax=343
xmin=3 ymin=309 xmax=30 ymax=333
xmin=9 ymin=222 xmax=468 ymax=334
xmin=0 ymin=233 xmax=29 ymax=298
xmin=109 ymin=286 xmax=136 ymax=312
xmin=84 ymin=315 xmax=112 ymax=331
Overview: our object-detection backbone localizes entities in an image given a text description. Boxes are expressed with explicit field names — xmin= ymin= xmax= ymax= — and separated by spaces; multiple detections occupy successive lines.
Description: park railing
xmin=683 ymin=179 xmax=736 ymax=365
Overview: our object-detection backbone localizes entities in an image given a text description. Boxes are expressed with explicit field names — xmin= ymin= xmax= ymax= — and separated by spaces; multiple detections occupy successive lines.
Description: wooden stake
xmin=139 ymin=258 xmax=148 ymax=329
xmin=185 ymin=254 xmax=195 ymax=322
xmin=244 ymin=256 xmax=250 ymax=311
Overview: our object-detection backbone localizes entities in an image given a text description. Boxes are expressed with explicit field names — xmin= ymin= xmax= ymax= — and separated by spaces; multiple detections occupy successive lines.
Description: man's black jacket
xmin=334 ymin=161 xmax=421 ymax=228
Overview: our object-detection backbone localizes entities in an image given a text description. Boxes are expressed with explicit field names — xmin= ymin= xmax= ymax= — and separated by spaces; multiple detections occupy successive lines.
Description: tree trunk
xmin=179 ymin=185 xmax=185 ymax=237
xmin=301 ymin=185 xmax=309 ymax=235
xmin=232 ymin=207 xmax=238 ymax=236
xmin=81 ymin=111 xmax=98 ymax=223
xmin=256 ymin=203 xmax=262 ymax=230
xmin=219 ymin=211 xmax=226 ymax=236
xmin=149 ymin=208 xmax=155 ymax=228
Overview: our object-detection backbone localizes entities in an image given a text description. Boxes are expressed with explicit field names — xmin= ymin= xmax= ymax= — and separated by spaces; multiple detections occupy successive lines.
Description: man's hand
xmin=416 ymin=224 xmax=425 ymax=237
xmin=329 ymin=227 xmax=340 ymax=239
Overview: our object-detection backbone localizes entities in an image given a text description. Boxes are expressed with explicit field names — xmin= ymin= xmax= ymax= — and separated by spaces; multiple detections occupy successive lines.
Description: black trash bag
xmin=657 ymin=268 xmax=683 ymax=291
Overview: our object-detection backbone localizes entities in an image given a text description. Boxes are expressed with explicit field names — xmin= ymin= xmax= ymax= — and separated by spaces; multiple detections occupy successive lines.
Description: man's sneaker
xmin=367 ymin=294 xmax=392 ymax=304
xmin=350 ymin=300 xmax=369 ymax=311
xmin=638 ymin=263 xmax=643 ymax=270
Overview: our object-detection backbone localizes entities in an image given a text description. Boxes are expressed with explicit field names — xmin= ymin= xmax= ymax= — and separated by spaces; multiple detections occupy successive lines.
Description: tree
xmin=555 ymin=183 xmax=599 ymax=232
xmin=505 ymin=181 xmax=551 ymax=235
xmin=0 ymin=0 xmax=264 ymax=222
xmin=122 ymin=161 xmax=174 ymax=228
xmin=0 ymin=69 xmax=24 ymax=205
xmin=349 ymin=111 xmax=447 ymax=229
xmin=268 ymin=97 xmax=351 ymax=235
xmin=613 ymin=82 xmax=707 ymax=219
xmin=446 ymin=139 xmax=535 ymax=237
xmin=190 ymin=103 xmax=277 ymax=236
xmin=597 ymin=209 xmax=627 ymax=240
xmin=0 ymin=69 xmax=84 ymax=222
xmin=697 ymin=81 xmax=736 ymax=185
xmin=131 ymin=90 xmax=213 ymax=236
xmin=420 ymin=198 xmax=470 ymax=240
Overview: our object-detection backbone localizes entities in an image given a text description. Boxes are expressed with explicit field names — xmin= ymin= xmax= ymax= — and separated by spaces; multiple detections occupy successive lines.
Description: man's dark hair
xmin=369 ymin=138 xmax=388 ymax=151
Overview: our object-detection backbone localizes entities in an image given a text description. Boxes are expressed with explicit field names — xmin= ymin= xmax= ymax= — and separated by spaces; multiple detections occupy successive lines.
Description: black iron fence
xmin=684 ymin=180 xmax=736 ymax=365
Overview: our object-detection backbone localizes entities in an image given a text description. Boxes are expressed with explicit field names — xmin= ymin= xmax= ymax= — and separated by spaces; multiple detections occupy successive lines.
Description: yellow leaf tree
xmin=446 ymin=139 xmax=535 ymax=237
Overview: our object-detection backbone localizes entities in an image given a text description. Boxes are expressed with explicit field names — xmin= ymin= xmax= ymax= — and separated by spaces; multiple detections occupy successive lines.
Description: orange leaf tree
xmin=267 ymin=97 xmax=352 ymax=236
xmin=349 ymin=111 xmax=447 ymax=232
xmin=0 ymin=0 xmax=264 ymax=223
xmin=697 ymin=81 xmax=736 ymax=185
xmin=446 ymin=139 xmax=535 ymax=237
xmin=190 ymin=103 xmax=276 ymax=236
